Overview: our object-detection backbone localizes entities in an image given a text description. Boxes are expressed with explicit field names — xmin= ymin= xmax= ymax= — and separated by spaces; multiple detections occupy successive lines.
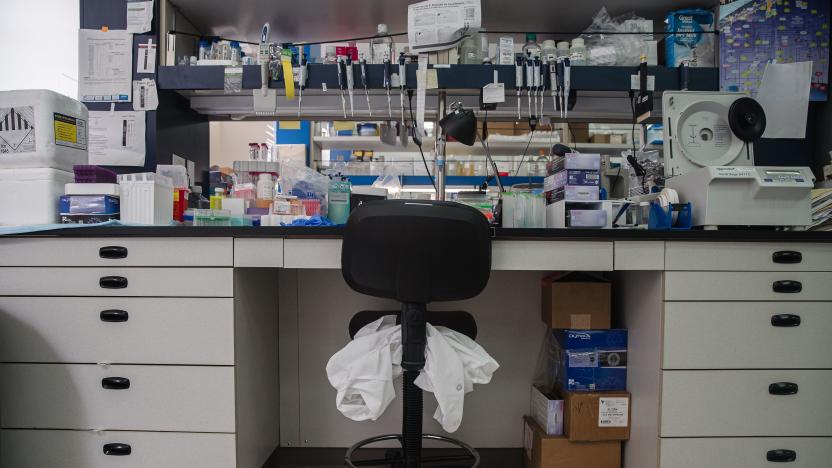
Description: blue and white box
xmin=565 ymin=153 xmax=601 ymax=171
xmin=665 ymin=9 xmax=715 ymax=67
xmin=553 ymin=329 xmax=628 ymax=391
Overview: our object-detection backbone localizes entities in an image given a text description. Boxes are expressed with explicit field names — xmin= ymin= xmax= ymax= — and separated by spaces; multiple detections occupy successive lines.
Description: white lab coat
xmin=326 ymin=315 xmax=499 ymax=433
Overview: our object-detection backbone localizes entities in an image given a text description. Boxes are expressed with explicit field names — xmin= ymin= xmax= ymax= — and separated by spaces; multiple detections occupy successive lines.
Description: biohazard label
xmin=0 ymin=106 xmax=36 ymax=154
xmin=54 ymin=113 xmax=87 ymax=150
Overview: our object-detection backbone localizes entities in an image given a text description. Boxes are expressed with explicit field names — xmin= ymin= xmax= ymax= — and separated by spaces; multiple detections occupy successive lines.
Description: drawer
xmin=491 ymin=240 xmax=613 ymax=271
xmin=0 ymin=238 xmax=233 ymax=267
xmin=664 ymin=271 xmax=832 ymax=301
xmin=283 ymin=239 xmax=342 ymax=269
xmin=0 ymin=364 xmax=235 ymax=432
xmin=663 ymin=302 xmax=832 ymax=369
xmin=0 ymin=267 xmax=232 ymax=297
xmin=666 ymin=242 xmax=832 ymax=271
xmin=0 ymin=297 xmax=234 ymax=365
xmin=660 ymin=437 xmax=832 ymax=468
xmin=0 ymin=430 xmax=236 ymax=468
xmin=661 ymin=370 xmax=832 ymax=437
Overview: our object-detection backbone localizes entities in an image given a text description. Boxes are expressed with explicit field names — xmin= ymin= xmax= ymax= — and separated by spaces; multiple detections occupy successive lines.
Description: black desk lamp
xmin=439 ymin=102 xmax=505 ymax=193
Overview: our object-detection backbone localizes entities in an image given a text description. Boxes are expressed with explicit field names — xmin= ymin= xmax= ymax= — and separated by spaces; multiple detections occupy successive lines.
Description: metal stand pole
xmin=434 ymin=91 xmax=447 ymax=201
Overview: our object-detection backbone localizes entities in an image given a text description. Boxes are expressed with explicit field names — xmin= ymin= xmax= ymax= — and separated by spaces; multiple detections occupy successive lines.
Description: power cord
xmin=407 ymin=89 xmax=437 ymax=193
xmin=513 ymin=118 xmax=538 ymax=176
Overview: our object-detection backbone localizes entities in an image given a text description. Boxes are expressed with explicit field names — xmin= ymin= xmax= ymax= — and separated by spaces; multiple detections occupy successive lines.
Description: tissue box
xmin=553 ymin=329 xmax=627 ymax=392
xmin=530 ymin=386 xmax=563 ymax=436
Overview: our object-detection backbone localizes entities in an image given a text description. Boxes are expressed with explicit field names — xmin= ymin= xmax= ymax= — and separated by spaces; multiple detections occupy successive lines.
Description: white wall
xmin=0 ymin=0 xmax=79 ymax=98
xmin=210 ymin=121 xmax=275 ymax=168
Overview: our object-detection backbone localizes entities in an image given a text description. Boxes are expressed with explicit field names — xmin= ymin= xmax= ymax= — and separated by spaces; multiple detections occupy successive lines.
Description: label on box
xmin=568 ymin=350 xmax=597 ymax=368
xmin=523 ymin=420 xmax=533 ymax=460
xmin=54 ymin=113 xmax=87 ymax=150
xmin=0 ymin=106 xmax=36 ymax=153
xmin=598 ymin=397 xmax=629 ymax=427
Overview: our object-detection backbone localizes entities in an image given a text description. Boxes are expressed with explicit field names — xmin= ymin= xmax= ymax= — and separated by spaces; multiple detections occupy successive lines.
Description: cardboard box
xmin=541 ymin=273 xmax=611 ymax=330
xmin=530 ymin=385 xmax=564 ymax=436
xmin=554 ymin=329 xmax=628 ymax=391
xmin=563 ymin=391 xmax=631 ymax=442
xmin=523 ymin=417 xmax=621 ymax=468
xmin=569 ymin=123 xmax=590 ymax=143
xmin=589 ymin=134 xmax=626 ymax=144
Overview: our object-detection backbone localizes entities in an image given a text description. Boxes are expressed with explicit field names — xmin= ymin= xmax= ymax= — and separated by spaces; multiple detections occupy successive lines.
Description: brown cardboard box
xmin=589 ymin=134 xmax=611 ymax=144
xmin=523 ymin=417 xmax=621 ymax=468
xmin=569 ymin=123 xmax=590 ymax=143
xmin=541 ymin=273 xmax=611 ymax=329
xmin=563 ymin=391 xmax=631 ymax=442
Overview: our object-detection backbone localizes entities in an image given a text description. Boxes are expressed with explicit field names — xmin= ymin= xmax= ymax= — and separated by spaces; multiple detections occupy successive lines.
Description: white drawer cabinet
xmin=0 ymin=238 xmax=233 ymax=267
xmin=1 ymin=430 xmax=237 ymax=468
xmin=0 ymin=364 xmax=236 ymax=432
xmin=664 ymin=271 xmax=832 ymax=301
xmin=660 ymin=437 xmax=832 ymax=468
xmin=0 ymin=297 xmax=234 ymax=365
xmin=663 ymin=302 xmax=832 ymax=369
xmin=0 ymin=267 xmax=233 ymax=297
xmin=661 ymin=370 xmax=832 ymax=437
xmin=666 ymin=242 xmax=832 ymax=271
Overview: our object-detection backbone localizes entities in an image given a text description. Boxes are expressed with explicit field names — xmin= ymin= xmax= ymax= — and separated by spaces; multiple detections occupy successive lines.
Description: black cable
xmin=168 ymin=30 xmax=408 ymax=47
xmin=513 ymin=130 xmax=536 ymax=177
xmin=407 ymin=90 xmax=437 ymax=193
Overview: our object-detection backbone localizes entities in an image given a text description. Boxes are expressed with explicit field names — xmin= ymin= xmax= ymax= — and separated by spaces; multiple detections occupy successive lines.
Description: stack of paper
xmin=809 ymin=189 xmax=832 ymax=231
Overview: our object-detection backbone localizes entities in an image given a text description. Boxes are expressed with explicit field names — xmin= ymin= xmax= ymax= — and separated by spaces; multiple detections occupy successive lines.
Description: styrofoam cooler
xmin=0 ymin=90 xmax=89 ymax=171
xmin=118 ymin=173 xmax=174 ymax=225
xmin=0 ymin=168 xmax=74 ymax=226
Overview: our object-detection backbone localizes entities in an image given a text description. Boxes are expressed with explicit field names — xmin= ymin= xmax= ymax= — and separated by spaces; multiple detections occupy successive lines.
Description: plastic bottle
xmin=541 ymin=40 xmax=558 ymax=61
xmin=370 ymin=24 xmax=394 ymax=64
xmin=230 ymin=41 xmax=242 ymax=65
xmin=198 ymin=40 xmax=211 ymax=61
xmin=521 ymin=33 xmax=541 ymax=59
xmin=327 ymin=177 xmax=351 ymax=224
xmin=324 ymin=45 xmax=338 ymax=64
xmin=556 ymin=41 xmax=570 ymax=59
xmin=535 ymin=149 xmax=549 ymax=175
xmin=256 ymin=173 xmax=275 ymax=200
xmin=458 ymin=36 xmax=480 ymax=64
xmin=210 ymin=188 xmax=225 ymax=210
xmin=570 ymin=38 xmax=587 ymax=65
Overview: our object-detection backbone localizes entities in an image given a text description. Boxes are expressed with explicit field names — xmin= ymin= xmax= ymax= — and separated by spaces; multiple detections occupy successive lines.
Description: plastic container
xmin=198 ymin=40 xmax=211 ymax=60
xmin=327 ymin=177 xmax=351 ymax=224
xmin=370 ymin=24 xmax=394 ymax=64
xmin=230 ymin=41 xmax=242 ymax=65
xmin=570 ymin=38 xmax=587 ymax=65
xmin=541 ymin=40 xmax=558 ymax=61
xmin=192 ymin=209 xmax=231 ymax=226
xmin=156 ymin=165 xmax=189 ymax=188
xmin=0 ymin=168 xmax=74 ymax=226
xmin=73 ymin=165 xmax=117 ymax=183
xmin=117 ymin=173 xmax=174 ymax=225
xmin=556 ymin=42 xmax=570 ymax=59
xmin=0 ymin=90 xmax=89 ymax=171
xmin=522 ymin=33 xmax=541 ymax=58
xmin=458 ymin=36 xmax=482 ymax=64
xmin=256 ymin=173 xmax=275 ymax=200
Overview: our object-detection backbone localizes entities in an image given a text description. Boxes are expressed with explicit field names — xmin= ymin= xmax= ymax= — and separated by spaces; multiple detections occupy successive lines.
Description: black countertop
xmin=5 ymin=226 xmax=832 ymax=242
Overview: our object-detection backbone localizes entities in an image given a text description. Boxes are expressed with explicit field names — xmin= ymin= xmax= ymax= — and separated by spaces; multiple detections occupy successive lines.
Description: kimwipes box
xmin=563 ymin=391 xmax=631 ymax=441
xmin=541 ymin=273 xmax=611 ymax=329
xmin=523 ymin=416 xmax=621 ymax=468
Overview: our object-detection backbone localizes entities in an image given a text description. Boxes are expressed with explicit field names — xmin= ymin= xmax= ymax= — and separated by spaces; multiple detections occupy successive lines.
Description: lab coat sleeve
xmin=326 ymin=316 xmax=402 ymax=421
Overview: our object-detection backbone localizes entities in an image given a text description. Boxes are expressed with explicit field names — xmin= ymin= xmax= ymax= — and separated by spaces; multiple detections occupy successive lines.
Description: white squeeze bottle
xmin=371 ymin=24 xmax=394 ymax=64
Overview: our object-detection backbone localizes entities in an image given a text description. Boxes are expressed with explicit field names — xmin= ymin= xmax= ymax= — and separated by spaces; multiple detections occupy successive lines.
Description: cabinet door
xmin=0 ymin=297 xmax=234 ymax=365
xmin=664 ymin=272 xmax=832 ymax=301
xmin=0 ymin=430 xmax=236 ymax=468
xmin=0 ymin=364 xmax=235 ymax=432
xmin=666 ymin=242 xmax=832 ymax=271
xmin=661 ymin=370 xmax=832 ymax=437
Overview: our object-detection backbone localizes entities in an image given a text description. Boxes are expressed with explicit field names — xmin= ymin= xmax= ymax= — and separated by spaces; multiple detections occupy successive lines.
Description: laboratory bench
xmin=0 ymin=230 xmax=830 ymax=468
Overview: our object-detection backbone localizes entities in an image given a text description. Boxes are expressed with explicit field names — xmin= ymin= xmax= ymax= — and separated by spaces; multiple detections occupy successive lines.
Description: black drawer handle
xmin=771 ymin=314 xmax=801 ymax=327
xmin=769 ymin=382 xmax=798 ymax=395
xmin=100 ymin=309 xmax=129 ymax=322
xmin=99 ymin=276 xmax=128 ymax=289
xmin=101 ymin=377 xmax=130 ymax=390
xmin=99 ymin=246 xmax=128 ymax=259
xmin=767 ymin=449 xmax=796 ymax=462
xmin=772 ymin=251 xmax=802 ymax=264
xmin=772 ymin=280 xmax=802 ymax=294
xmin=103 ymin=443 xmax=132 ymax=456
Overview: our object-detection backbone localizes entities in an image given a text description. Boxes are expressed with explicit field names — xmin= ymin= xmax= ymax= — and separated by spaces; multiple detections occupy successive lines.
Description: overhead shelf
xmin=313 ymin=135 xmax=661 ymax=155
xmin=344 ymin=175 xmax=544 ymax=186
xmin=158 ymin=64 xmax=718 ymax=93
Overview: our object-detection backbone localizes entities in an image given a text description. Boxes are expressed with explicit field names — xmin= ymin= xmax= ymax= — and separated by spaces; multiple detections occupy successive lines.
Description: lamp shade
xmin=439 ymin=104 xmax=477 ymax=146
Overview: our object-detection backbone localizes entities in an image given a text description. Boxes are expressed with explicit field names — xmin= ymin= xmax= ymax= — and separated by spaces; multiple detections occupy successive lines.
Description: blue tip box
xmin=553 ymin=329 xmax=628 ymax=392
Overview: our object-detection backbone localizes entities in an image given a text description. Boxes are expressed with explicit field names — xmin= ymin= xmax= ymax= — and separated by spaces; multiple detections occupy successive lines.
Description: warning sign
xmin=54 ymin=113 xmax=87 ymax=150
xmin=0 ymin=106 xmax=36 ymax=154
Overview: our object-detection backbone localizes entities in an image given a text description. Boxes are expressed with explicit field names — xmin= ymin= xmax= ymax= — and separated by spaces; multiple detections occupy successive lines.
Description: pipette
xmin=563 ymin=58 xmax=571 ymax=119
xmin=525 ymin=52 xmax=534 ymax=118
xmin=297 ymin=54 xmax=308 ymax=117
xmin=383 ymin=54 xmax=393 ymax=118
xmin=539 ymin=57 xmax=547 ymax=118
xmin=515 ymin=56 xmax=524 ymax=120
xmin=398 ymin=52 xmax=406 ymax=130
xmin=359 ymin=54 xmax=371 ymax=116
xmin=345 ymin=56 xmax=355 ymax=117
xmin=336 ymin=57 xmax=347 ymax=118
xmin=556 ymin=59 xmax=565 ymax=118
xmin=532 ymin=57 xmax=541 ymax=118
xmin=549 ymin=56 xmax=558 ymax=116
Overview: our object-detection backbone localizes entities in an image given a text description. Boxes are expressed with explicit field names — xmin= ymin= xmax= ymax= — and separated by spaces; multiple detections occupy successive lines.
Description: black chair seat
xmin=348 ymin=311 xmax=477 ymax=341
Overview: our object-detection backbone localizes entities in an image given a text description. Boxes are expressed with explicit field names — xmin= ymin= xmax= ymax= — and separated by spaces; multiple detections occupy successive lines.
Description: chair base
xmin=345 ymin=433 xmax=480 ymax=468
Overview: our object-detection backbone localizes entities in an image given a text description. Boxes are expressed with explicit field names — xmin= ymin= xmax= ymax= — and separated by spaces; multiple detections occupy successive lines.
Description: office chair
xmin=341 ymin=199 xmax=492 ymax=468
